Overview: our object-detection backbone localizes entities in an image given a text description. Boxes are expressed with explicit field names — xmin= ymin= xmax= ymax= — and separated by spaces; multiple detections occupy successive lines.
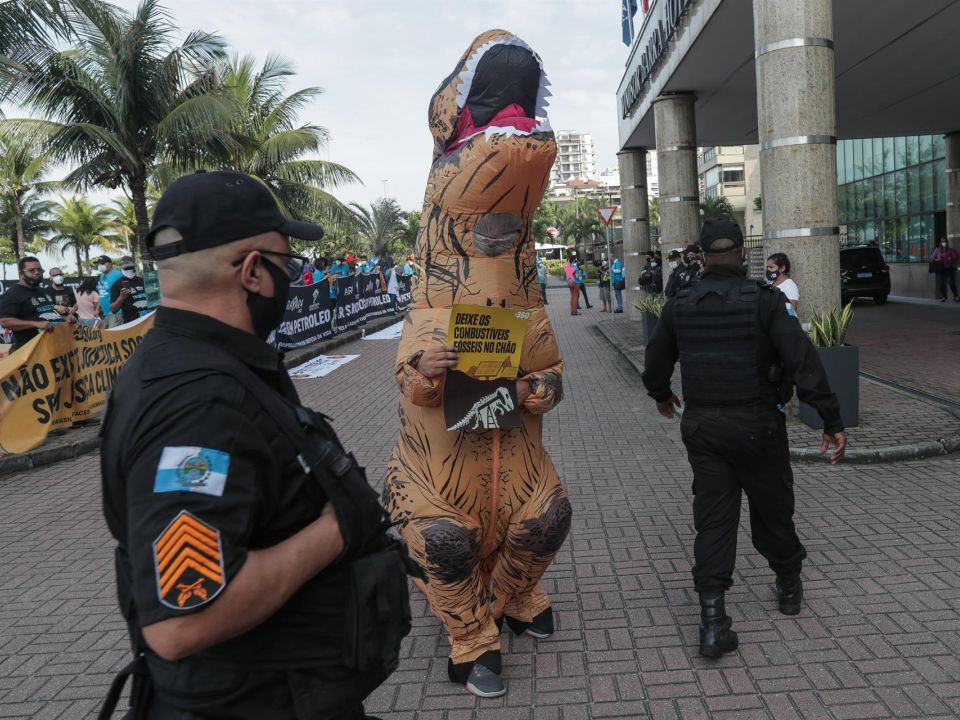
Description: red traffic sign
xmin=597 ymin=206 xmax=618 ymax=226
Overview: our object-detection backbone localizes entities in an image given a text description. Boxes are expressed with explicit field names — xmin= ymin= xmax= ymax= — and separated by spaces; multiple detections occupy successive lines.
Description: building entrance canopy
xmin=617 ymin=0 xmax=960 ymax=149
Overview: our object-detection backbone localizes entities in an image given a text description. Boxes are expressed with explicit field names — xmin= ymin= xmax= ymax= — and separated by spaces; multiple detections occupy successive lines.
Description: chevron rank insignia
xmin=153 ymin=511 xmax=225 ymax=610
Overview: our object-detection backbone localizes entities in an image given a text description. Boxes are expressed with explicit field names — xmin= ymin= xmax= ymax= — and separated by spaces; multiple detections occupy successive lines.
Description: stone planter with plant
xmin=800 ymin=304 xmax=859 ymax=429
xmin=634 ymin=294 xmax=665 ymax=343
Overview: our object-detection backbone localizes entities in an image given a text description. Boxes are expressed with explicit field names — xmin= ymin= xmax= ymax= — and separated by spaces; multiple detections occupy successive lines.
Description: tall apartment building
xmin=551 ymin=131 xmax=596 ymax=186
xmin=697 ymin=145 xmax=762 ymax=236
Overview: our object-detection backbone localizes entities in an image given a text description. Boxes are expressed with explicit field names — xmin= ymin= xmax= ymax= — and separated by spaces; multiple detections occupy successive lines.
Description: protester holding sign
xmin=96 ymin=255 xmax=123 ymax=327
xmin=109 ymin=256 xmax=148 ymax=324
xmin=47 ymin=267 xmax=77 ymax=310
xmin=383 ymin=31 xmax=571 ymax=699
xmin=75 ymin=278 xmax=102 ymax=327
xmin=0 ymin=256 xmax=75 ymax=352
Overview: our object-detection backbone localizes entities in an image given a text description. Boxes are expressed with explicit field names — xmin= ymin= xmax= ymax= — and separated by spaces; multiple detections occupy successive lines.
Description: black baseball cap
xmin=97 ymin=255 xmax=112 ymax=264
xmin=700 ymin=219 xmax=744 ymax=253
xmin=146 ymin=171 xmax=324 ymax=259
xmin=684 ymin=244 xmax=701 ymax=255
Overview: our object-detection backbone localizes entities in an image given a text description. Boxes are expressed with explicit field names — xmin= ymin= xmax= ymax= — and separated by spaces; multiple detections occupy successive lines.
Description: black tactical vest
xmin=672 ymin=278 xmax=778 ymax=408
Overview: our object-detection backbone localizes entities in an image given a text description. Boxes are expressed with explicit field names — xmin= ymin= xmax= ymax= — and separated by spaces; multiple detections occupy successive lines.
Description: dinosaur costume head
xmin=415 ymin=29 xmax=557 ymax=309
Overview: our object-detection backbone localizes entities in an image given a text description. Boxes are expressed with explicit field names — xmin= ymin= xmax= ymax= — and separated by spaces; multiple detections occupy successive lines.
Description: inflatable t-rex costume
xmin=382 ymin=30 xmax=571 ymax=692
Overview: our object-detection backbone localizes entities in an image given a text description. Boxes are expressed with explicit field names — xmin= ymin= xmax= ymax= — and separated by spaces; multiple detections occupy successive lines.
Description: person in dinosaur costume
xmin=382 ymin=30 xmax=571 ymax=698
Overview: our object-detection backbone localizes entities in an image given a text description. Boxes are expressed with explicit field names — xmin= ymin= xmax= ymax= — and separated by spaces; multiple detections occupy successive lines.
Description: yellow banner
xmin=447 ymin=304 xmax=530 ymax=379
xmin=0 ymin=315 xmax=154 ymax=455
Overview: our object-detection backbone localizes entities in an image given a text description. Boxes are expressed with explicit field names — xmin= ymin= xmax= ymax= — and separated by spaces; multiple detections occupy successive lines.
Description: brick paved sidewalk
xmin=1 ymin=293 xmax=959 ymax=719
xmin=844 ymin=298 xmax=960 ymax=405
xmin=594 ymin=304 xmax=960 ymax=458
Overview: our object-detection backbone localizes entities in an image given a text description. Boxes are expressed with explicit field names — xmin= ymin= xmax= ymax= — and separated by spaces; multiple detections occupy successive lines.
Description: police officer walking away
xmin=641 ymin=218 xmax=847 ymax=659
xmin=100 ymin=171 xmax=414 ymax=719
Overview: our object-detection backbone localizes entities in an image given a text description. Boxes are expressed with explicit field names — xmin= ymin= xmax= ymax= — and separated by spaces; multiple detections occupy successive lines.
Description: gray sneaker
xmin=466 ymin=661 xmax=506 ymax=698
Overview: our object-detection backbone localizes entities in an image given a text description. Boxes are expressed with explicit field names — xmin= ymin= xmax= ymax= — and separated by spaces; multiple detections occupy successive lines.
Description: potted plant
xmin=799 ymin=304 xmax=859 ymax=429
xmin=634 ymin=294 xmax=664 ymax=343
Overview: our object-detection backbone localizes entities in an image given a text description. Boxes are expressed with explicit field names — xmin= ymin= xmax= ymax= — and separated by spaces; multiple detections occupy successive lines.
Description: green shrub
xmin=635 ymin=294 xmax=665 ymax=317
xmin=808 ymin=304 xmax=853 ymax=347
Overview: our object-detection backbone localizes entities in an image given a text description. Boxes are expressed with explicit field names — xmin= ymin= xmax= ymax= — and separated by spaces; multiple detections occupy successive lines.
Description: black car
xmin=840 ymin=245 xmax=891 ymax=304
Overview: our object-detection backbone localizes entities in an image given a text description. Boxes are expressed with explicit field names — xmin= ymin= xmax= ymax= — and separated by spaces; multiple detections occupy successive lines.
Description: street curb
xmin=0 ymin=314 xmax=407 ymax=478
xmin=594 ymin=319 xmax=960 ymax=465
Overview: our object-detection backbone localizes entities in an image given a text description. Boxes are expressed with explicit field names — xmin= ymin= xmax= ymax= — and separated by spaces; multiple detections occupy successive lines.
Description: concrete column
xmin=945 ymin=133 xmax=960 ymax=252
xmin=617 ymin=148 xmax=650 ymax=320
xmin=653 ymin=93 xmax=700 ymax=288
xmin=754 ymin=0 xmax=840 ymax=319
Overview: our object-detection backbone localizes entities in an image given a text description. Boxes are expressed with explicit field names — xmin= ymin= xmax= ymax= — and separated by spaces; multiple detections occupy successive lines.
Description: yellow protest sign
xmin=447 ymin=304 xmax=530 ymax=379
xmin=0 ymin=315 xmax=154 ymax=455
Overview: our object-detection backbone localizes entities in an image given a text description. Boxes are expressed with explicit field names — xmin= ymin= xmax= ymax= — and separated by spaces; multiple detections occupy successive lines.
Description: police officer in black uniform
xmin=642 ymin=218 xmax=848 ymax=659
xmin=100 ymin=171 xmax=413 ymax=719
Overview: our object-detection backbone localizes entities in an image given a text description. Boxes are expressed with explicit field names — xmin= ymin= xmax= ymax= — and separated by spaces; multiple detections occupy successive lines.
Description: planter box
xmin=642 ymin=312 xmax=659 ymax=344
xmin=799 ymin=345 xmax=860 ymax=429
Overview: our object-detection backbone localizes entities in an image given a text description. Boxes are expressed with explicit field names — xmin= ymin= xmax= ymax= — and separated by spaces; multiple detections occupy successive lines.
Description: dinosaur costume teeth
xmin=383 ymin=29 xmax=571 ymax=668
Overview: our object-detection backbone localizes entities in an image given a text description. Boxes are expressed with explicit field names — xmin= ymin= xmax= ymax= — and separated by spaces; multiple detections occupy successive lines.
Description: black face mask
xmin=23 ymin=275 xmax=41 ymax=288
xmin=245 ymin=257 xmax=290 ymax=340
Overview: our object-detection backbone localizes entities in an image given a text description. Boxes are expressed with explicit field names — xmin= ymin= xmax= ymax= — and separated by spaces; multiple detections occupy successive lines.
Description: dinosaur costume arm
xmin=394 ymin=312 xmax=449 ymax=407
xmin=520 ymin=361 xmax=563 ymax=415
xmin=517 ymin=312 xmax=563 ymax=415
xmin=397 ymin=360 xmax=446 ymax=408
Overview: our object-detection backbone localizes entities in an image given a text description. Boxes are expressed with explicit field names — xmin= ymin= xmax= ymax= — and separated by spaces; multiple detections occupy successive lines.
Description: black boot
xmin=698 ymin=592 xmax=739 ymax=659
xmin=776 ymin=574 xmax=803 ymax=616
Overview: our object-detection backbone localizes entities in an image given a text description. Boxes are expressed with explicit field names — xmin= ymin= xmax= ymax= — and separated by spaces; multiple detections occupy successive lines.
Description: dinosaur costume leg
xmin=490 ymin=462 xmax=571 ymax=625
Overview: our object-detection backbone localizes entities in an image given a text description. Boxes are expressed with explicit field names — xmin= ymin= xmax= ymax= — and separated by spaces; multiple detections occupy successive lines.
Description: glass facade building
xmin=837 ymin=135 xmax=947 ymax=264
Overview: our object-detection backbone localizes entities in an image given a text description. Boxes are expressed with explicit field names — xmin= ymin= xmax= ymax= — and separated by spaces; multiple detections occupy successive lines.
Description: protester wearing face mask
xmin=932 ymin=238 xmax=959 ymax=302
xmin=766 ymin=253 xmax=800 ymax=315
xmin=664 ymin=250 xmax=686 ymax=298
xmin=47 ymin=267 xmax=77 ymax=310
xmin=0 ymin=256 xmax=75 ymax=353
xmin=96 ymin=254 xmax=123 ymax=328
xmin=99 ymin=171 xmax=402 ymax=719
xmin=109 ymin=256 xmax=148 ymax=324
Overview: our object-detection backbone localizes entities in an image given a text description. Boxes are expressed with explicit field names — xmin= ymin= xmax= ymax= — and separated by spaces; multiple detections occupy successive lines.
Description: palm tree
xmin=397 ymin=210 xmax=421 ymax=253
xmin=2 ymin=0 xmax=230 ymax=261
xmin=701 ymin=195 xmax=736 ymax=221
xmin=0 ymin=0 xmax=71 ymax=73
xmin=0 ymin=129 xmax=58 ymax=259
xmin=49 ymin=196 xmax=112 ymax=275
xmin=206 ymin=53 xmax=360 ymax=228
xmin=648 ymin=196 xmax=660 ymax=228
xmin=106 ymin=196 xmax=148 ymax=266
xmin=349 ymin=198 xmax=403 ymax=257
xmin=0 ymin=192 xmax=56 ymax=275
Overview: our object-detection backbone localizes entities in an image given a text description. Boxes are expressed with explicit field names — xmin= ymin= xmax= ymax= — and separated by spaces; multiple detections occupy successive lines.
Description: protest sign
xmin=443 ymin=304 xmax=531 ymax=431
xmin=447 ymin=304 xmax=531 ymax=379
xmin=270 ymin=284 xmax=335 ymax=351
xmin=363 ymin=321 xmax=404 ymax=340
xmin=288 ymin=354 xmax=358 ymax=379
xmin=0 ymin=315 xmax=154 ymax=454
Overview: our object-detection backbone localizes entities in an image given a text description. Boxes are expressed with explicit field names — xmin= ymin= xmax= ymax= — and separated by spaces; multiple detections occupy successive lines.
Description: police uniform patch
xmin=153 ymin=446 xmax=230 ymax=497
xmin=153 ymin=510 xmax=225 ymax=610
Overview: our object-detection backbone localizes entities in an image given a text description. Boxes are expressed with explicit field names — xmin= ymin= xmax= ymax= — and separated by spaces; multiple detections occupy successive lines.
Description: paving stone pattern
xmin=1 ymin=300 xmax=959 ymax=718
xmin=596 ymin=302 xmax=960 ymax=453
xmin=845 ymin=299 xmax=960 ymax=405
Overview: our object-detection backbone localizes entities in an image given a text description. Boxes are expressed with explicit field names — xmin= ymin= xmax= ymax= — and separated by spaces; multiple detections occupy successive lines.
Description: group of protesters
xmin=295 ymin=253 xmax=415 ymax=305
xmin=0 ymin=253 xmax=148 ymax=354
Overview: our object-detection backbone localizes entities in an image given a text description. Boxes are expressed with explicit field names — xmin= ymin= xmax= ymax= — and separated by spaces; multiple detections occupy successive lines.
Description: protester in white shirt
xmin=766 ymin=252 xmax=800 ymax=315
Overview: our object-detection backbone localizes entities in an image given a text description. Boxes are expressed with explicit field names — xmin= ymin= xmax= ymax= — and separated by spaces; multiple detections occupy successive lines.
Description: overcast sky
xmin=111 ymin=0 xmax=630 ymax=212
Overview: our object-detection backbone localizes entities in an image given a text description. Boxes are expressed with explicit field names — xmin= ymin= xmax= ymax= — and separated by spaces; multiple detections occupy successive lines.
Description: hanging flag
xmin=622 ymin=0 xmax=639 ymax=46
